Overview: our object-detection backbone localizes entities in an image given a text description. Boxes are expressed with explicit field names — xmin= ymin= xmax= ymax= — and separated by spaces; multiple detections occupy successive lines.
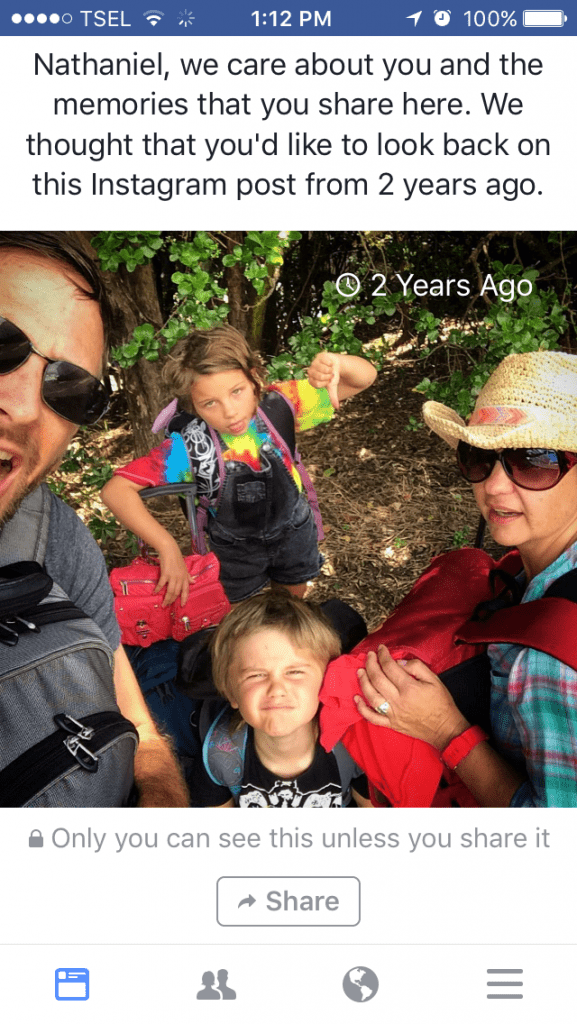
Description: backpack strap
xmin=200 ymin=701 xmax=248 ymax=797
xmin=165 ymin=410 xmax=220 ymax=555
xmin=331 ymin=741 xmax=360 ymax=805
xmin=186 ymin=421 xmax=227 ymax=554
xmin=321 ymin=598 xmax=368 ymax=652
xmin=456 ymin=568 xmax=577 ymax=672
xmin=258 ymin=390 xmax=325 ymax=542
xmin=0 ymin=485 xmax=51 ymax=566
xmin=0 ymin=710 xmax=138 ymax=807
xmin=167 ymin=410 xmax=196 ymax=436
xmin=543 ymin=565 xmax=577 ymax=600
xmin=260 ymin=389 xmax=297 ymax=457
xmin=200 ymin=700 xmax=359 ymax=804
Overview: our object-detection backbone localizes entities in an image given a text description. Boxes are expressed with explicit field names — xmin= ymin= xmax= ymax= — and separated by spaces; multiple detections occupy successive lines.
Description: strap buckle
xmin=63 ymin=736 xmax=99 ymax=773
xmin=54 ymin=713 xmax=95 ymax=741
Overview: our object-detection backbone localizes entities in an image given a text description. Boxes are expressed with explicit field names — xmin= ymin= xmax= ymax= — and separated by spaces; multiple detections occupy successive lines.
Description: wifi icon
xmin=143 ymin=9 xmax=165 ymax=25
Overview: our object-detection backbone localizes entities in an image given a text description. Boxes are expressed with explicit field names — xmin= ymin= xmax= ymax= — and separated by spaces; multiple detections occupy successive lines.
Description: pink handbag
xmin=109 ymin=483 xmax=230 ymax=647
xmin=110 ymin=551 xmax=230 ymax=647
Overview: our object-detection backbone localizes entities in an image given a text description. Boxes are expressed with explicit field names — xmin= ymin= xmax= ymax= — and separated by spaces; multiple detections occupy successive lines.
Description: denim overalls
xmin=206 ymin=419 xmax=322 ymax=602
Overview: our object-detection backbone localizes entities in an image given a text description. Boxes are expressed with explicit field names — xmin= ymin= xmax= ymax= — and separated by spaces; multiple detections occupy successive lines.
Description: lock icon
xmin=29 ymin=829 xmax=43 ymax=848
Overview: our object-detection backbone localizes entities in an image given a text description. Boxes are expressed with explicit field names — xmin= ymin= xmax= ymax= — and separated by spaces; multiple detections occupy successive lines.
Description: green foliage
xmin=87 ymin=511 xmax=119 ymax=544
xmin=221 ymin=231 xmax=302 ymax=295
xmin=90 ymin=231 xmax=573 ymax=432
xmin=48 ymin=434 xmax=117 ymax=545
xmin=414 ymin=309 xmax=441 ymax=342
xmin=451 ymin=526 xmax=471 ymax=548
xmin=91 ymin=231 xmax=164 ymax=272
xmin=267 ymin=280 xmax=395 ymax=380
xmin=57 ymin=437 xmax=113 ymax=488
xmin=405 ymin=415 xmax=423 ymax=433
xmin=91 ymin=230 xmax=301 ymax=369
xmin=414 ymin=264 xmax=568 ymax=418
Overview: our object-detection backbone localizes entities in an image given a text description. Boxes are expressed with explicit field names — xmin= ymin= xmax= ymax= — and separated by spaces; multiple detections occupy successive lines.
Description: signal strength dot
xmin=143 ymin=9 xmax=164 ymax=25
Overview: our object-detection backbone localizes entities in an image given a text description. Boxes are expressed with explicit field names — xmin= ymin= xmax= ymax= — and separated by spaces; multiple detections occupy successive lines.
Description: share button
xmin=217 ymin=876 xmax=360 ymax=927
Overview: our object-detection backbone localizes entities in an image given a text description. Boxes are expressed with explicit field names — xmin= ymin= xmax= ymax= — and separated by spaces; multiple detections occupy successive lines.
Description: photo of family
xmin=1 ymin=229 xmax=576 ymax=809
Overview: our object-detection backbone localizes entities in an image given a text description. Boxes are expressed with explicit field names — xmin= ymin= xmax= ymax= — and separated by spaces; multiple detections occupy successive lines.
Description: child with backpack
xmin=192 ymin=590 xmax=369 ymax=806
xmin=102 ymin=325 xmax=376 ymax=605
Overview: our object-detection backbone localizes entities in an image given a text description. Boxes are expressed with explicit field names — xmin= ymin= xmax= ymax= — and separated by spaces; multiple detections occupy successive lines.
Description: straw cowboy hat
xmin=423 ymin=350 xmax=577 ymax=451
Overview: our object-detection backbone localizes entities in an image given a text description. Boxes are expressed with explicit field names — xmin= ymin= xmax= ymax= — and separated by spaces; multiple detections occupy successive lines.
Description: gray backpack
xmin=0 ymin=486 xmax=138 ymax=807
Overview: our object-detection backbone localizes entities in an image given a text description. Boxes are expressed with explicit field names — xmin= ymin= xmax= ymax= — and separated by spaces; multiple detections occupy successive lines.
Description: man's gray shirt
xmin=45 ymin=490 xmax=121 ymax=651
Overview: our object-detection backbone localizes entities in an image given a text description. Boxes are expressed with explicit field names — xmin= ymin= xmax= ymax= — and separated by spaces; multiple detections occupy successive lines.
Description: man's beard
xmin=0 ymin=436 xmax=63 ymax=528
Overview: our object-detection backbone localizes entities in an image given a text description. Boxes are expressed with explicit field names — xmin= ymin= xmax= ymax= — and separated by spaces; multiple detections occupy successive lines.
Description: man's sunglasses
xmin=0 ymin=316 xmax=109 ymax=425
xmin=457 ymin=441 xmax=577 ymax=492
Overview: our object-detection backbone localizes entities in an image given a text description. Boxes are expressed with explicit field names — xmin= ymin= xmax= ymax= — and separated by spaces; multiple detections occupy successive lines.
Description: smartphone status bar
xmin=2 ymin=2 xmax=573 ymax=35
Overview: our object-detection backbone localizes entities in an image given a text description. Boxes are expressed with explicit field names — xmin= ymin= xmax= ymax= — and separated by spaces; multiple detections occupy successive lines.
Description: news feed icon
xmin=55 ymin=969 xmax=90 ymax=1001
xmin=523 ymin=9 xmax=567 ymax=25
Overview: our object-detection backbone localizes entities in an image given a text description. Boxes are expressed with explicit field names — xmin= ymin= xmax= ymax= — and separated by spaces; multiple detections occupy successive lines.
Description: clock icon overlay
xmin=434 ymin=10 xmax=451 ymax=25
xmin=336 ymin=273 xmax=361 ymax=298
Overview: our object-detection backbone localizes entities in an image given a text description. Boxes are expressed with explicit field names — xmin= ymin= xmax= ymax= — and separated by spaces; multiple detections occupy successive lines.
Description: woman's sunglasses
xmin=0 ymin=315 xmax=109 ymax=425
xmin=457 ymin=441 xmax=577 ymax=492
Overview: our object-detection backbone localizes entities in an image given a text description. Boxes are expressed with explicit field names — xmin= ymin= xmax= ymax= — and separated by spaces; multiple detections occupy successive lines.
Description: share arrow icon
xmin=407 ymin=11 xmax=422 ymax=25
xmin=238 ymin=894 xmax=256 ymax=908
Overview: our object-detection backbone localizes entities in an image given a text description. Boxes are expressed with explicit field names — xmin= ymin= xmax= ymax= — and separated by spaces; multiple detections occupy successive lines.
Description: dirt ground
xmin=63 ymin=357 xmax=500 ymax=632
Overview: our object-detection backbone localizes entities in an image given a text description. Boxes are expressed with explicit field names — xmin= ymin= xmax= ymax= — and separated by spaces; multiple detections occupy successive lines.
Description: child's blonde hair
xmin=211 ymin=590 xmax=341 ymax=707
xmin=163 ymin=324 xmax=267 ymax=408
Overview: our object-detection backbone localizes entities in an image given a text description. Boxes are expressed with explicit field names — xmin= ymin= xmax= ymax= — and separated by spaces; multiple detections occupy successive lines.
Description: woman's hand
xmin=354 ymin=645 xmax=469 ymax=750
xmin=307 ymin=352 xmax=341 ymax=410
xmin=154 ymin=540 xmax=193 ymax=607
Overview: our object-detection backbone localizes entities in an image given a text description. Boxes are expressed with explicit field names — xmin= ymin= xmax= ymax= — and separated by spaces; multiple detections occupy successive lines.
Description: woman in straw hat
xmin=355 ymin=350 xmax=577 ymax=806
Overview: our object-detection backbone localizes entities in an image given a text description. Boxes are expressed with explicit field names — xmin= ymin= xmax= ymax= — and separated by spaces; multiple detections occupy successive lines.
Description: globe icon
xmin=342 ymin=966 xmax=379 ymax=1002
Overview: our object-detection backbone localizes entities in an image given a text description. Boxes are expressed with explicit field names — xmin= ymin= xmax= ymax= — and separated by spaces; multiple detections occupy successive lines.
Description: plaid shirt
xmin=489 ymin=541 xmax=577 ymax=807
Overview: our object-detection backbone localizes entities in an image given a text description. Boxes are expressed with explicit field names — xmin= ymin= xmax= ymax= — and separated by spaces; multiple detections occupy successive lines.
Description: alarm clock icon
xmin=434 ymin=10 xmax=451 ymax=25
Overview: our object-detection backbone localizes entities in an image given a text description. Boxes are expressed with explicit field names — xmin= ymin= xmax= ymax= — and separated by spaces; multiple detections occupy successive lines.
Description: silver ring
xmin=376 ymin=701 xmax=390 ymax=716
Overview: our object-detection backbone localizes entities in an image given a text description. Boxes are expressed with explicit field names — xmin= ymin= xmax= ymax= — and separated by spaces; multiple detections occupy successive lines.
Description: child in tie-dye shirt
xmin=102 ymin=325 xmax=376 ymax=605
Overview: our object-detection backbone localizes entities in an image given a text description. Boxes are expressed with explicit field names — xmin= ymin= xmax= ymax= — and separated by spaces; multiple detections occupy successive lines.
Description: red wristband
xmin=440 ymin=725 xmax=488 ymax=770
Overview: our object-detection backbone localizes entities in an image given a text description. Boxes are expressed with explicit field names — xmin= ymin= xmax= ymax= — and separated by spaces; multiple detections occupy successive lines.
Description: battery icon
xmin=523 ymin=10 xmax=567 ymax=26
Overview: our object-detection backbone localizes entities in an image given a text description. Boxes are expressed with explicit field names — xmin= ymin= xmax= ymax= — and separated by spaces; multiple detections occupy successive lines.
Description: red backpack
xmin=320 ymin=547 xmax=577 ymax=807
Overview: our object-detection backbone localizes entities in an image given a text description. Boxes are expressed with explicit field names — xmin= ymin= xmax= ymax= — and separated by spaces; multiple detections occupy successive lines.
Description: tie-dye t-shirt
xmin=113 ymin=379 xmax=334 ymax=501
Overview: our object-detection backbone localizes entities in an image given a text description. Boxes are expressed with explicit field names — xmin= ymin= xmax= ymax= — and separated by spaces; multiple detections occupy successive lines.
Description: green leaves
xmin=91 ymin=231 xmax=164 ymax=272
xmin=414 ymin=309 xmax=441 ymax=342
xmin=112 ymin=323 xmax=161 ymax=367
xmin=87 ymin=511 xmax=119 ymax=544
xmin=92 ymin=230 xmax=300 ymax=369
xmin=49 ymin=436 xmax=116 ymax=545
xmin=219 ymin=232 xmax=300 ymax=294
xmin=414 ymin=275 xmax=568 ymax=418
xmin=265 ymin=275 xmax=387 ymax=382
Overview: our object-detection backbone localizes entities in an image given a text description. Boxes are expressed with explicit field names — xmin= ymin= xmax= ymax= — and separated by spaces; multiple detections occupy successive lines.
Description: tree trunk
xmin=223 ymin=231 xmax=261 ymax=348
xmin=76 ymin=232 xmax=171 ymax=457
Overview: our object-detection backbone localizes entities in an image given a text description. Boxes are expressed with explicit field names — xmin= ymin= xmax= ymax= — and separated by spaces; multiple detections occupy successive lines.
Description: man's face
xmin=0 ymin=253 xmax=104 ymax=525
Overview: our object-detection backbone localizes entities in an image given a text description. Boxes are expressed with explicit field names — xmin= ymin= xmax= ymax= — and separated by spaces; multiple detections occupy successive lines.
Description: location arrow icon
xmin=238 ymin=894 xmax=256 ymax=908
xmin=407 ymin=11 xmax=422 ymax=26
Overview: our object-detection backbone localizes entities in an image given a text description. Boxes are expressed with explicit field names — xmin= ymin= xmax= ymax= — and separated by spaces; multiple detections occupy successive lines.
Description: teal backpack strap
xmin=332 ymin=742 xmax=360 ymax=805
xmin=0 ymin=484 xmax=51 ymax=566
xmin=202 ymin=702 xmax=248 ymax=798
